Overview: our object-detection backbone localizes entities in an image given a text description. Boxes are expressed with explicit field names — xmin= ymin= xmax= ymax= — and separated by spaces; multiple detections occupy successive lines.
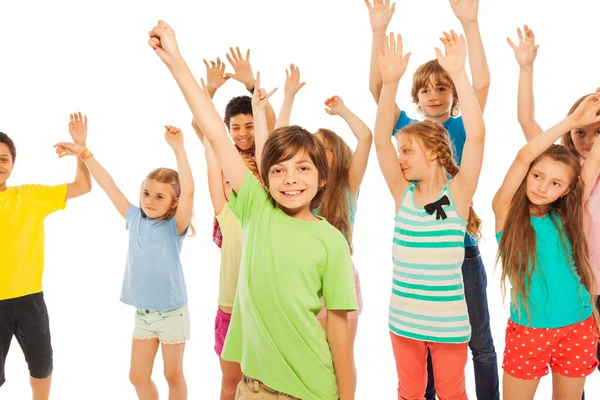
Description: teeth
xmin=284 ymin=191 xmax=301 ymax=195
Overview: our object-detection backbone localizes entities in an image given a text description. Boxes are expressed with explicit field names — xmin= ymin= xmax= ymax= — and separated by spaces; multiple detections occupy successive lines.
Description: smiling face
xmin=570 ymin=121 xmax=600 ymax=159
xmin=525 ymin=156 xmax=573 ymax=207
xmin=228 ymin=114 xmax=255 ymax=151
xmin=140 ymin=178 xmax=178 ymax=219
xmin=0 ymin=143 xmax=13 ymax=191
xmin=416 ymin=78 xmax=454 ymax=122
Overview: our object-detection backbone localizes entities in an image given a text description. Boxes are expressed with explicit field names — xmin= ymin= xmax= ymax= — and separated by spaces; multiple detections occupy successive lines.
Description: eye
xmin=552 ymin=181 xmax=561 ymax=187
xmin=270 ymin=168 xmax=283 ymax=175
xmin=574 ymin=130 xmax=585 ymax=136
xmin=595 ymin=130 xmax=600 ymax=136
xmin=157 ymin=195 xmax=164 ymax=200
xmin=439 ymin=87 xmax=447 ymax=92
xmin=299 ymin=165 xmax=310 ymax=172
xmin=532 ymin=173 xmax=540 ymax=179
xmin=0 ymin=157 xmax=9 ymax=163
xmin=403 ymin=149 xmax=410 ymax=154
xmin=143 ymin=192 xmax=150 ymax=197
xmin=421 ymin=89 xmax=428 ymax=94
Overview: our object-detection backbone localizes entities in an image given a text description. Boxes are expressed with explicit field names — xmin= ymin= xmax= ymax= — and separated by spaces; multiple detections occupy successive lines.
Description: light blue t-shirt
xmin=393 ymin=111 xmax=476 ymax=246
xmin=122 ymin=204 xmax=188 ymax=310
xmin=313 ymin=189 xmax=358 ymax=239
xmin=496 ymin=213 xmax=592 ymax=328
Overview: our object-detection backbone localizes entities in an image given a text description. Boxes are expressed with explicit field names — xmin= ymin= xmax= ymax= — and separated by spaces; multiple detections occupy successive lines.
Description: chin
xmin=236 ymin=140 xmax=254 ymax=150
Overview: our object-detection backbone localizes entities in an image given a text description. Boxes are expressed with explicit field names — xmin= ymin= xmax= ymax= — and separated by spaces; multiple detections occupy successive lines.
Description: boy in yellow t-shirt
xmin=0 ymin=113 xmax=92 ymax=400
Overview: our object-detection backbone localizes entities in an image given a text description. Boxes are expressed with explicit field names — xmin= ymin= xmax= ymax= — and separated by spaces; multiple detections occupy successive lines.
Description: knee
xmin=469 ymin=339 xmax=497 ymax=362
xmin=164 ymin=369 xmax=185 ymax=387
xmin=28 ymin=356 xmax=53 ymax=380
xmin=129 ymin=370 xmax=152 ymax=387
xmin=222 ymin=374 xmax=240 ymax=396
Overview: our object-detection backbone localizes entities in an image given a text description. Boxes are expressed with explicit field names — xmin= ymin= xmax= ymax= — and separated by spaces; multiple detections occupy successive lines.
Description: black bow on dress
xmin=424 ymin=195 xmax=450 ymax=220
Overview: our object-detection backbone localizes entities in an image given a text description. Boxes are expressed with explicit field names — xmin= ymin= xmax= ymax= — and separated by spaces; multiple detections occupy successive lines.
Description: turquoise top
xmin=496 ymin=213 xmax=592 ymax=328
xmin=313 ymin=188 xmax=357 ymax=240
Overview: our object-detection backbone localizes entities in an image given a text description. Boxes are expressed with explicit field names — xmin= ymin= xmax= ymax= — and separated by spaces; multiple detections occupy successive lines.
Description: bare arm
xmin=150 ymin=22 xmax=247 ymax=193
xmin=251 ymin=73 xmax=278 ymax=173
xmin=205 ymin=138 xmax=228 ymax=215
xmin=582 ymin=131 xmax=600 ymax=202
xmin=492 ymin=95 xmax=600 ymax=229
xmin=327 ymin=310 xmax=355 ymax=400
xmin=366 ymin=0 xmax=401 ymax=122
xmin=275 ymin=64 xmax=306 ymax=129
xmin=507 ymin=26 xmax=543 ymax=141
xmin=165 ymin=126 xmax=194 ymax=236
xmin=64 ymin=112 xmax=92 ymax=200
xmin=450 ymin=0 xmax=490 ymax=112
xmin=325 ymin=96 xmax=372 ymax=197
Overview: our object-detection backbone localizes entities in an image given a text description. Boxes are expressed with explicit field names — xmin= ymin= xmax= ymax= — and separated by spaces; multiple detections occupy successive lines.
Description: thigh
xmin=219 ymin=357 xmax=242 ymax=384
xmin=13 ymin=292 xmax=53 ymax=379
xmin=551 ymin=371 xmax=585 ymax=400
xmin=502 ymin=371 xmax=540 ymax=400
xmin=389 ymin=332 xmax=428 ymax=398
xmin=428 ymin=342 xmax=468 ymax=399
xmin=461 ymin=246 xmax=493 ymax=349
xmin=130 ymin=337 xmax=160 ymax=379
xmin=162 ymin=342 xmax=185 ymax=378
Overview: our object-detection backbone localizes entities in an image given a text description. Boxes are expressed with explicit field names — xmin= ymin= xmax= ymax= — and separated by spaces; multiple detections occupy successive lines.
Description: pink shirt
xmin=584 ymin=164 xmax=600 ymax=295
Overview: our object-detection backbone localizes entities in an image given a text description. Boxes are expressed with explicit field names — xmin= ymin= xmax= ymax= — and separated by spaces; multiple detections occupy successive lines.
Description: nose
xmin=283 ymin=170 xmax=299 ymax=185
xmin=538 ymin=181 xmax=548 ymax=193
xmin=239 ymin=127 xmax=248 ymax=137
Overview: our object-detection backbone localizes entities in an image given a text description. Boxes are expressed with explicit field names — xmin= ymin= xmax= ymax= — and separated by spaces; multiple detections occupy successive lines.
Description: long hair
xmin=411 ymin=60 xmax=459 ymax=117
xmin=497 ymin=145 xmax=597 ymax=324
xmin=260 ymin=125 xmax=329 ymax=210
xmin=561 ymin=94 xmax=600 ymax=152
xmin=144 ymin=167 xmax=196 ymax=236
xmin=399 ymin=121 xmax=482 ymax=238
xmin=315 ymin=128 xmax=354 ymax=253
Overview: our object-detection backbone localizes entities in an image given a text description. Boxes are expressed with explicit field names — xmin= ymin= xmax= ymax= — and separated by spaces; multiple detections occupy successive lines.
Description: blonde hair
xmin=411 ymin=60 xmax=459 ymax=117
xmin=398 ymin=121 xmax=481 ymax=238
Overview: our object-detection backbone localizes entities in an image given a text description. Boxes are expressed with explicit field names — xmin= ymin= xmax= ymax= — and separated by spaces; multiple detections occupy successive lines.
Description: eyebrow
xmin=143 ymin=190 xmax=167 ymax=196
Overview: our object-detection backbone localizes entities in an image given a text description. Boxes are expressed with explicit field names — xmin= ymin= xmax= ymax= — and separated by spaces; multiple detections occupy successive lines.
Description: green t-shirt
xmin=221 ymin=171 xmax=357 ymax=399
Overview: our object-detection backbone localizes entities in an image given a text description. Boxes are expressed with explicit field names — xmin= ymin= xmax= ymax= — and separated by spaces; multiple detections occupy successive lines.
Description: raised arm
xmin=437 ymin=31 xmax=485 ymax=213
xmin=250 ymin=72 xmax=278 ymax=173
xmin=492 ymin=94 xmax=600 ymax=228
xmin=203 ymin=58 xmax=230 ymax=99
xmin=449 ymin=0 xmax=490 ymax=112
xmin=324 ymin=96 xmax=372 ymax=197
xmin=54 ymin=141 xmax=130 ymax=219
xmin=365 ymin=0 xmax=401 ymax=123
xmin=149 ymin=21 xmax=247 ymax=193
xmin=164 ymin=126 xmax=194 ymax=236
xmin=507 ymin=25 xmax=543 ymax=141
xmin=374 ymin=32 xmax=411 ymax=205
xmin=225 ymin=47 xmax=277 ymax=132
xmin=64 ymin=112 xmax=92 ymax=200
xmin=581 ymin=96 xmax=600 ymax=202
xmin=275 ymin=64 xmax=306 ymax=129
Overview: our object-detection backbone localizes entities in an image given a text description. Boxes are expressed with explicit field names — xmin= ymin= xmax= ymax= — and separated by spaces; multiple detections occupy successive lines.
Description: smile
xmin=281 ymin=190 xmax=304 ymax=197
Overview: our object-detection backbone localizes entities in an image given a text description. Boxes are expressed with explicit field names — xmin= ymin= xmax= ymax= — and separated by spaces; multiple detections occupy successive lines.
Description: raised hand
xmin=507 ymin=26 xmax=539 ymax=68
xmin=203 ymin=58 xmax=230 ymax=90
xmin=225 ymin=47 xmax=255 ymax=89
xmin=284 ymin=64 xmax=306 ymax=97
xmin=165 ymin=125 xmax=184 ymax=149
xmin=568 ymin=93 xmax=600 ymax=127
xmin=364 ymin=0 xmax=396 ymax=32
xmin=435 ymin=30 xmax=467 ymax=76
xmin=449 ymin=0 xmax=478 ymax=24
xmin=377 ymin=32 xmax=411 ymax=84
xmin=148 ymin=20 xmax=182 ymax=66
xmin=324 ymin=96 xmax=347 ymax=115
xmin=53 ymin=142 xmax=86 ymax=158
xmin=69 ymin=112 xmax=88 ymax=145
xmin=251 ymin=72 xmax=278 ymax=110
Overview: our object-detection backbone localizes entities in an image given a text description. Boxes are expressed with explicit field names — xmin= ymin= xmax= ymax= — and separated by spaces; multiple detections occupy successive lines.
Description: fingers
xmin=389 ymin=32 xmax=396 ymax=54
xmin=226 ymin=53 xmax=235 ymax=66
xmin=364 ymin=0 xmax=373 ymax=9
xmin=229 ymin=47 xmax=239 ymax=63
xmin=266 ymin=87 xmax=278 ymax=99
xmin=148 ymin=37 xmax=161 ymax=50
xmin=506 ymin=37 xmax=517 ymax=51
xmin=199 ymin=78 xmax=208 ymax=91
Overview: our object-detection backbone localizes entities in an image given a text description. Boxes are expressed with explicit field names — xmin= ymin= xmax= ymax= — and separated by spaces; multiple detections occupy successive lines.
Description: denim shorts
xmin=133 ymin=304 xmax=190 ymax=344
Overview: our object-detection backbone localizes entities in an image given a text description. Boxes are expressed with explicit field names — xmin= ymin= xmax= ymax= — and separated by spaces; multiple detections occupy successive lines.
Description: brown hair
xmin=315 ymin=128 xmax=354 ymax=253
xmin=0 ymin=132 xmax=16 ymax=164
xmin=398 ymin=121 xmax=482 ymax=238
xmin=411 ymin=60 xmax=459 ymax=117
xmin=497 ymin=145 xmax=597 ymax=324
xmin=260 ymin=125 xmax=329 ymax=210
xmin=242 ymin=154 xmax=260 ymax=179
xmin=561 ymin=94 xmax=600 ymax=152
xmin=144 ymin=167 xmax=196 ymax=236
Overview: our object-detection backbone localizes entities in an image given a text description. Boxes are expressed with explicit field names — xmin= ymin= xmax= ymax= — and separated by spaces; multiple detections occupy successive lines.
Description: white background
xmin=2 ymin=0 xmax=599 ymax=398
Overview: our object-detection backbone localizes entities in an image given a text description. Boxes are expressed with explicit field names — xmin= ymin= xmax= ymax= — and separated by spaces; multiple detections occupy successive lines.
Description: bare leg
xmin=219 ymin=357 xmax=242 ymax=400
xmin=162 ymin=342 xmax=187 ymax=400
xmin=551 ymin=372 xmax=585 ymax=400
xmin=502 ymin=372 xmax=540 ymax=400
xmin=129 ymin=338 xmax=160 ymax=400
xmin=30 ymin=375 xmax=51 ymax=400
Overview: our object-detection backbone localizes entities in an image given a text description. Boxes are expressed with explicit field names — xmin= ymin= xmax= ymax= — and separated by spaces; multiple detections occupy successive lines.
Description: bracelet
xmin=247 ymin=86 xmax=255 ymax=94
xmin=79 ymin=148 xmax=94 ymax=162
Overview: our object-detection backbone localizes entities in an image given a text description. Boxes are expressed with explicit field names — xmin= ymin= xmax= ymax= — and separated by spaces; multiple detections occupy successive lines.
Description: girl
xmin=192 ymin=122 xmax=259 ymax=400
xmin=508 ymin=26 xmax=600 ymax=397
xmin=54 ymin=125 xmax=194 ymax=400
xmin=375 ymin=30 xmax=485 ymax=399
xmin=149 ymin=21 xmax=358 ymax=400
xmin=275 ymin=64 xmax=372 ymax=346
xmin=492 ymin=93 xmax=600 ymax=399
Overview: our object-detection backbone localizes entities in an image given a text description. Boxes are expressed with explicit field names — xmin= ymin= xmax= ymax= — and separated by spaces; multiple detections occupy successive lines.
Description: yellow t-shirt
xmin=215 ymin=202 xmax=243 ymax=308
xmin=0 ymin=184 xmax=67 ymax=300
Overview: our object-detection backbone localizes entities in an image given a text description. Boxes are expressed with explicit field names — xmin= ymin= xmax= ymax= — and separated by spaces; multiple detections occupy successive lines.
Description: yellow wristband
xmin=79 ymin=149 xmax=93 ymax=162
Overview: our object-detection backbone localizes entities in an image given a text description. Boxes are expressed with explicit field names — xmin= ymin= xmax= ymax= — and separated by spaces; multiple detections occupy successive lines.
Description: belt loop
xmin=252 ymin=379 xmax=259 ymax=392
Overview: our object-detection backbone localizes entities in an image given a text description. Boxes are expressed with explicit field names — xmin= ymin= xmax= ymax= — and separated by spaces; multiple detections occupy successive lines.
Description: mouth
xmin=280 ymin=189 xmax=305 ymax=198
xmin=237 ymin=137 xmax=251 ymax=143
xmin=428 ymin=104 xmax=441 ymax=108
xmin=401 ymin=167 xmax=410 ymax=174
xmin=532 ymin=192 xmax=546 ymax=200
xmin=144 ymin=206 xmax=156 ymax=211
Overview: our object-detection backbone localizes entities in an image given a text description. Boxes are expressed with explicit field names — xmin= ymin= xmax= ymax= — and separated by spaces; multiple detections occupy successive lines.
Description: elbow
xmin=369 ymin=85 xmax=381 ymax=103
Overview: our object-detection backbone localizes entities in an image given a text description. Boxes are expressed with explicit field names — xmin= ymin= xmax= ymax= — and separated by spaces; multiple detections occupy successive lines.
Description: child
xmin=366 ymin=1 xmax=499 ymax=398
xmin=54 ymin=125 xmax=194 ymax=400
xmin=202 ymin=51 xmax=277 ymax=249
xmin=149 ymin=21 xmax=358 ymax=399
xmin=492 ymin=93 xmax=600 ymax=400
xmin=275 ymin=65 xmax=372 ymax=347
xmin=508 ymin=26 xmax=600 ymax=399
xmin=374 ymin=30 xmax=486 ymax=399
xmin=195 ymin=126 xmax=260 ymax=400
xmin=0 ymin=113 xmax=91 ymax=400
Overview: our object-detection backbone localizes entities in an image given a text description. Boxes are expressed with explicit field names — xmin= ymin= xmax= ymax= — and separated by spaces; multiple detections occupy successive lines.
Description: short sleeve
xmin=29 ymin=184 xmax=67 ymax=217
xmin=169 ymin=215 xmax=189 ymax=238
xmin=392 ymin=111 xmax=418 ymax=137
xmin=126 ymin=204 xmax=141 ymax=231
xmin=443 ymin=116 xmax=466 ymax=166
xmin=228 ymin=170 xmax=270 ymax=227
xmin=322 ymin=247 xmax=358 ymax=311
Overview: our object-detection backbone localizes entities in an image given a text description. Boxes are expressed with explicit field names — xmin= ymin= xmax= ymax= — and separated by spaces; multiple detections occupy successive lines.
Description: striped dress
xmin=389 ymin=181 xmax=471 ymax=343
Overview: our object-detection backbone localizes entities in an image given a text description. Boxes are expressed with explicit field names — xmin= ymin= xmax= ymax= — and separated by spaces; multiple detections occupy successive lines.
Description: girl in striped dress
xmin=374 ymin=30 xmax=486 ymax=399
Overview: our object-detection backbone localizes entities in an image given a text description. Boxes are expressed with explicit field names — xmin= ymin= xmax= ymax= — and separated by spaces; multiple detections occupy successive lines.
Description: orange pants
xmin=390 ymin=332 xmax=468 ymax=400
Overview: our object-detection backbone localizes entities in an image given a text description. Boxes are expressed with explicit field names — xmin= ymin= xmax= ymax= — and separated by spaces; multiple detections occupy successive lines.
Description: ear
xmin=171 ymin=197 xmax=179 ymax=209
xmin=319 ymin=178 xmax=327 ymax=189
xmin=561 ymin=188 xmax=570 ymax=198
xmin=427 ymin=148 xmax=438 ymax=162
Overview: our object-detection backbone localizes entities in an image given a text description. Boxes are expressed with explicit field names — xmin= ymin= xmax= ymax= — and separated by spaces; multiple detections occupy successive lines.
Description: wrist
xmin=460 ymin=19 xmax=479 ymax=28
xmin=78 ymin=148 xmax=93 ymax=162
xmin=245 ymin=79 xmax=256 ymax=91
xmin=520 ymin=64 xmax=534 ymax=72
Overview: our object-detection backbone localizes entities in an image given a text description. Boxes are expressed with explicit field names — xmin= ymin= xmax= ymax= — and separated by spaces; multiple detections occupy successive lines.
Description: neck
xmin=415 ymin=168 xmax=448 ymax=195
xmin=280 ymin=204 xmax=319 ymax=222
xmin=0 ymin=182 xmax=6 ymax=192
xmin=425 ymin=112 xmax=451 ymax=125
xmin=529 ymin=204 xmax=549 ymax=217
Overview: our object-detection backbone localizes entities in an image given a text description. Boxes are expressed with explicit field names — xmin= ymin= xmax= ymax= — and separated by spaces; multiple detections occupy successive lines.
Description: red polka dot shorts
xmin=503 ymin=315 xmax=599 ymax=380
